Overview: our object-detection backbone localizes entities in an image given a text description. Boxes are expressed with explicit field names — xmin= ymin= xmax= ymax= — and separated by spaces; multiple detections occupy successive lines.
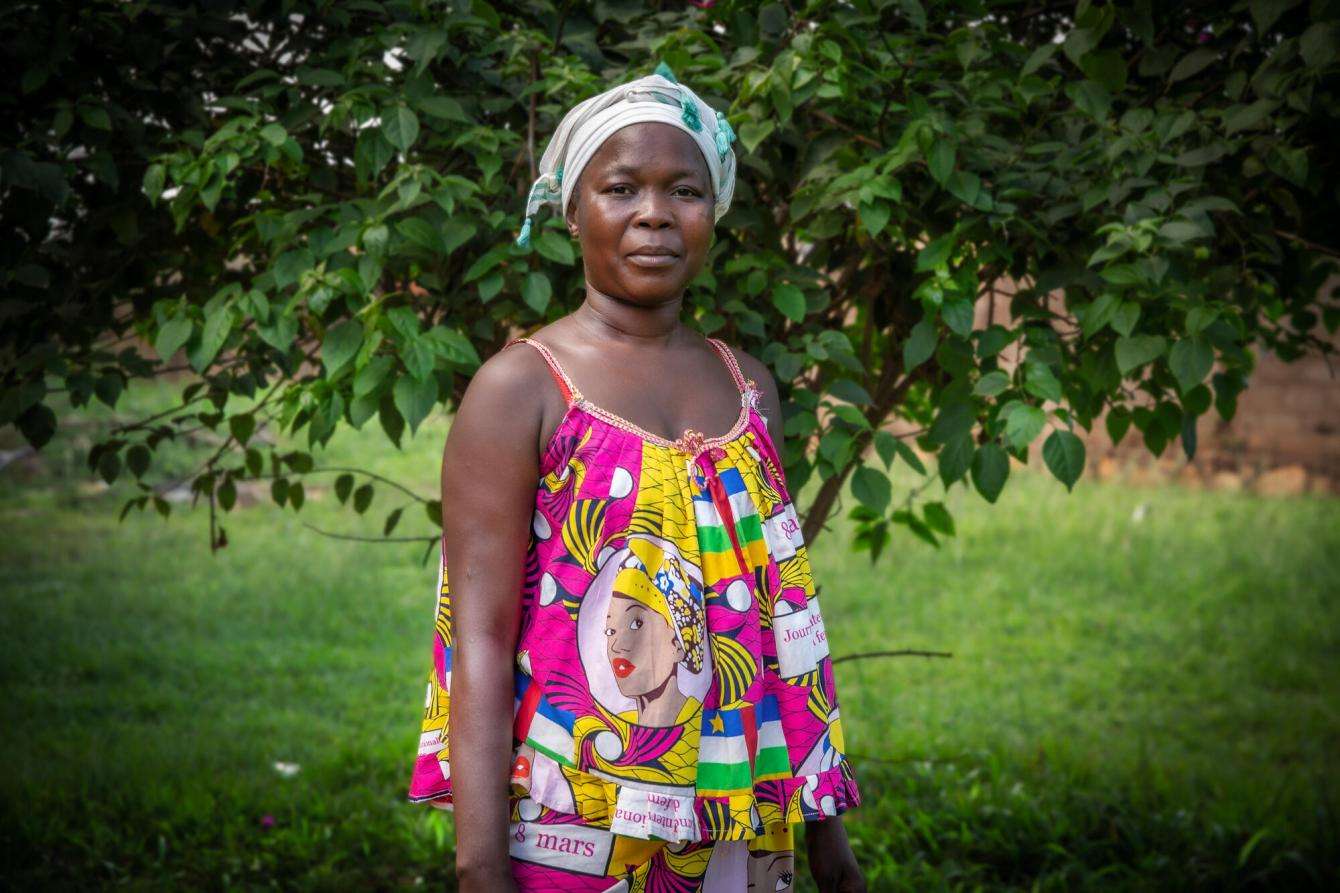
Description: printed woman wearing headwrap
xmin=605 ymin=552 xmax=706 ymax=727
xmin=415 ymin=61 xmax=864 ymax=893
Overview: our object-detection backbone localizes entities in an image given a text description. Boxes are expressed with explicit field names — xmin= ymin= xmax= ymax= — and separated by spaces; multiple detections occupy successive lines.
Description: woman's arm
xmin=440 ymin=347 xmax=549 ymax=892
xmin=735 ymin=348 xmax=867 ymax=893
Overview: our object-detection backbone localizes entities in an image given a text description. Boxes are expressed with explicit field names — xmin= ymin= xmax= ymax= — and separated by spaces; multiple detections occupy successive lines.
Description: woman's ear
xmin=565 ymin=196 xmax=578 ymax=238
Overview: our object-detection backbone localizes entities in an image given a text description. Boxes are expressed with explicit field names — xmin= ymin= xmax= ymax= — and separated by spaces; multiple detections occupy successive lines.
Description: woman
xmin=408 ymin=63 xmax=865 ymax=892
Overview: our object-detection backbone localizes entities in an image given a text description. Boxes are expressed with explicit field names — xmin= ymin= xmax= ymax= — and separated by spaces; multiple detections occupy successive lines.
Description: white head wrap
xmin=514 ymin=62 xmax=738 ymax=247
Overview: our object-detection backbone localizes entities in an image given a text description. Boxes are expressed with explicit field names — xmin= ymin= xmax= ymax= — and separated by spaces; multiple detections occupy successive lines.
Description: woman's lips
xmin=626 ymin=253 xmax=679 ymax=268
xmin=612 ymin=657 xmax=636 ymax=678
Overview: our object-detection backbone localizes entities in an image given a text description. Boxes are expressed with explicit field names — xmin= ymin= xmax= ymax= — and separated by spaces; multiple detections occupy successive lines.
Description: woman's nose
xmin=633 ymin=194 xmax=673 ymax=228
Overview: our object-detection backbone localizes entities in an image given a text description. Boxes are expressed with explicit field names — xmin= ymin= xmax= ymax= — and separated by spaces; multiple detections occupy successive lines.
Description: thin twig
xmin=308 ymin=466 xmax=433 ymax=503
xmin=831 ymin=648 xmax=953 ymax=665
xmin=1273 ymin=228 xmax=1340 ymax=259
xmin=299 ymin=521 xmax=437 ymax=544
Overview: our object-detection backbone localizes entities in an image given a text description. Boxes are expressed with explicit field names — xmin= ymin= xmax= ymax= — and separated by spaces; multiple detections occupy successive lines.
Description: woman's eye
xmin=629 ymin=618 xmax=643 ymax=630
xmin=776 ymin=870 xmax=793 ymax=889
xmin=608 ymin=184 xmax=631 ymax=194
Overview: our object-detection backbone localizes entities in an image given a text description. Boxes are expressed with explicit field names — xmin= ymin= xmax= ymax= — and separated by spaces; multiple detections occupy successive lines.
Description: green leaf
xmin=1024 ymin=362 xmax=1064 ymax=403
xmin=860 ymin=200 xmax=891 ymax=238
xmin=382 ymin=105 xmax=420 ymax=152
xmin=1169 ymin=336 xmax=1214 ymax=392
xmin=191 ymin=306 xmax=233 ymax=372
xmin=352 ymin=482 xmax=374 ymax=514
xmin=738 ymin=119 xmax=775 ymax=153
xmin=941 ymin=299 xmax=973 ymax=337
xmin=142 ymin=163 xmax=166 ymax=204
xmin=937 ymin=433 xmax=973 ymax=486
xmin=1115 ymin=335 xmax=1167 ymax=374
xmin=873 ymin=429 xmax=898 ymax=468
xmin=1169 ymin=48 xmax=1218 ymax=83
xmin=928 ymin=142 xmax=955 ymax=185
xmin=1224 ymin=99 xmax=1278 ymax=135
xmin=916 ymin=234 xmax=955 ymax=272
xmin=354 ymin=355 xmax=394 ymax=397
xmin=828 ymin=378 xmax=873 ymax=405
xmin=1106 ymin=407 xmax=1132 ymax=445
xmin=1005 ymin=403 xmax=1045 ymax=449
xmin=1022 ymin=43 xmax=1057 ymax=76
xmin=1251 ymin=0 xmax=1303 ymax=33
xmin=923 ymin=501 xmax=955 ymax=536
xmin=928 ymin=400 xmax=974 ymax=445
xmin=946 ymin=170 xmax=983 ymax=207
xmin=851 ymin=466 xmax=892 ymax=513
xmin=384 ymin=506 xmax=404 ymax=536
xmin=1189 ymin=305 xmax=1222 ymax=333
xmin=903 ymin=319 xmax=937 ymax=372
xmin=155 ymin=317 xmax=192 ymax=360
xmin=894 ymin=439 xmax=927 ymax=475
xmin=126 ymin=444 xmax=151 ymax=478
xmin=970 ymin=442 xmax=1009 ymax=502
xmin=322 ymin=320 xmax=363 ymax=375
xmin=773 ymin=284 xmax=807 ymax=323
xmin=79 ymin=105 xmax=112 ymax=130
xmin=1066 ymin=80 xmax=1111 ymax=120
xmin=1080 ymin=50 xmax=1127 ymax=93
xmin=228 ymin=413 xmax=255 ymax=445
xmin=973 ymin=370 xmax=1010 ymax=397
xmin=260 ymin=123 xmax=287 ymax=145
xmin=521 ymin=272 xmax=552 ymax=314
xmin=335 ymin=473 xmax=354 ymax=504
xmin=441 ymin=220 xmax=476 ymax=256
xmin=535 ymin=229 xmax=576 ymax=265
xmin=417 ymin=96 xmax=469 ymax=122
xmin=1111 ymin=302 xmax=1141 ymax=337
xmin=393 ymin=373 xmax=437 ymax=435
xmin=397 ymin=217 xmax=440 ymax=253
xmin=1079 ymin=293 xmax=1119 ymax=339
xmin=1300 ymin=23 xmax=1338 ymax=69
xmin=1042 ymin=429 xmax=1086 ymax=491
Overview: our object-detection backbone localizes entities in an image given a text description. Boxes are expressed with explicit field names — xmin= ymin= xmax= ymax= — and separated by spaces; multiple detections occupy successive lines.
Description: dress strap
xmin=705 ymin=337 xmax=749 ymax=396
xmin=504 ymin=337 xmax=583 ymax=407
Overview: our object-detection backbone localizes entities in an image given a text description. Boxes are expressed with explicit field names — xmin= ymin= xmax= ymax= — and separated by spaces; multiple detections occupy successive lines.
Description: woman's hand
xmin=805 ymin=816 xmax=866 ymax=893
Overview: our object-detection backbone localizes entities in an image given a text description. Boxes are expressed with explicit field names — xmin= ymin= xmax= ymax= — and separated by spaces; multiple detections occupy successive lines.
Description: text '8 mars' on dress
xmin=409 ymin=335 xmax=860 ymax=891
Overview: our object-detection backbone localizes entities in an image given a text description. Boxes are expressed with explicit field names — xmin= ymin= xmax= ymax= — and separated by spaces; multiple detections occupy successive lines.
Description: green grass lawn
xmin=2 ymin=382 xmax=1337 ymax=890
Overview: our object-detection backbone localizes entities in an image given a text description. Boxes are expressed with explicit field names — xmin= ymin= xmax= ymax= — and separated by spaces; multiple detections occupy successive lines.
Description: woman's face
xmin=565 ymin=121 xmax=714 ymax=304
xmin=604 ymin=593 xmax=684 ymax=698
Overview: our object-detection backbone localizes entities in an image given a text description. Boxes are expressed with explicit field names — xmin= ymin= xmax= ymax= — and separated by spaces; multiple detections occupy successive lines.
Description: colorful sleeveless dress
xmin=408 ymin=335 xmax=860 ymax=891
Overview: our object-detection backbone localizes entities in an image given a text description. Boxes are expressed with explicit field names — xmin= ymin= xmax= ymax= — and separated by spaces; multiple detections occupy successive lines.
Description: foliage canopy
xmin=3 ymin=0 xmax=1338 ymax=557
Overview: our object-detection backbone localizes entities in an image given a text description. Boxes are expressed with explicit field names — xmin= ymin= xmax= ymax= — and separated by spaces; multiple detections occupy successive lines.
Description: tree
xmin=3 ymin=0 xmax=1337 ymax=559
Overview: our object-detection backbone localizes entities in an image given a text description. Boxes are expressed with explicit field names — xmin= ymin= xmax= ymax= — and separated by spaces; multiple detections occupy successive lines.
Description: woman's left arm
xmin=734 ymin=348 xmax=867 ymax=893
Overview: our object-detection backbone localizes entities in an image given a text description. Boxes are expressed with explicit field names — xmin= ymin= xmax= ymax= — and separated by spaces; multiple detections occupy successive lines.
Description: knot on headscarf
xmin=514 ymin=62 xmax=739 ymax=248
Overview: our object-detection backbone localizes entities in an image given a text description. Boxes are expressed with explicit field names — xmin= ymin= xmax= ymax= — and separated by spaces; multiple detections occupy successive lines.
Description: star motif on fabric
xmin=709 ymin=714 xmax=725 ymax=734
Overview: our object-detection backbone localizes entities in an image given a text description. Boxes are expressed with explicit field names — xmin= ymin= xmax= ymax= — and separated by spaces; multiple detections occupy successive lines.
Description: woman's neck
xmin=573 ymin=280 xmax=685 ymax=346
xmin=635 ymin=674 xmax=687 ymax=726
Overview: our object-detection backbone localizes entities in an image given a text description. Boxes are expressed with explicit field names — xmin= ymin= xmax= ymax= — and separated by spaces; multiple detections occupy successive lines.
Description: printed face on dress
xmin=748 ymin=852 xmax=795 ymax=892
xmin=564 ymin=121 xmax=714 ymax=304
xmin=604 ymin=593 xmax=684 ymax=701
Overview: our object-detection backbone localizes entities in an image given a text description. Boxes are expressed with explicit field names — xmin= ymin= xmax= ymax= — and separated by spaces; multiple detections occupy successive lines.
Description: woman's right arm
xmin=441 ymin=347 xmax=547 ymax=892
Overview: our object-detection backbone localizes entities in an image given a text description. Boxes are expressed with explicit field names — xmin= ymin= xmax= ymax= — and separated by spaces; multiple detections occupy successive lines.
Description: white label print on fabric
xmin=760 ymin=501 xmax=804 ymax=562
xmin=608 ymin=784 xmax=701 ymax=842
xmin=772 ymin=596 xmax=830 ymax=679
xmin=509 ymin=812 xmax=616 ymax=876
